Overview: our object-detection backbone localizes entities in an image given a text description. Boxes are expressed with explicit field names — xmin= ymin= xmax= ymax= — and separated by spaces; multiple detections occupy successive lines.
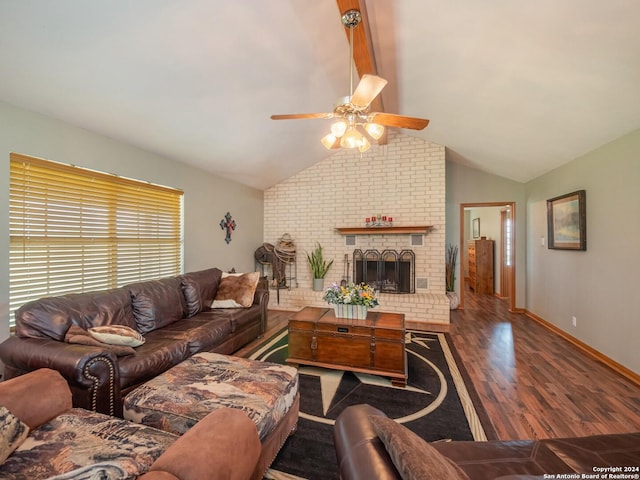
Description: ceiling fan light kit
xmin=270 ymin=8 xmax=429 ymax=152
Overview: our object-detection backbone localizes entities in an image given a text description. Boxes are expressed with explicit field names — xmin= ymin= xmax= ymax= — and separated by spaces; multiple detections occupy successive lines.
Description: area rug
xmin=246 ymin=328 xmax=496 ymax=480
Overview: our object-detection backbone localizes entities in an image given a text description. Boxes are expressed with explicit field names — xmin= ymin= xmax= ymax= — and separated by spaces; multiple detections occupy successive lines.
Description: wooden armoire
xmin=468 ymin=239 xmax=494 ymax=294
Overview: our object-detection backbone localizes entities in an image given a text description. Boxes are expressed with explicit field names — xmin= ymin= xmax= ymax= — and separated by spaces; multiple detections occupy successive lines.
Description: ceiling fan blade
xmin=370 ymin=112 xmax=430 ymax=130
xmin=350 ymin=74 xmax=388 ymax=108
xmin=271 ymin=113 xmax=334 ymax=120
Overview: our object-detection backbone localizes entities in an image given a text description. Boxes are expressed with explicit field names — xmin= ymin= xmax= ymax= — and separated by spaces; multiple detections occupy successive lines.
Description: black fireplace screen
xmin=353 ymin=249 xmax=415 ymax=294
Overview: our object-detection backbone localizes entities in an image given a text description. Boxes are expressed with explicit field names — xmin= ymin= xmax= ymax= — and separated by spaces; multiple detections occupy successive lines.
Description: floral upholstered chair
xmin=0 ymin=368 xmax=260 ymax=480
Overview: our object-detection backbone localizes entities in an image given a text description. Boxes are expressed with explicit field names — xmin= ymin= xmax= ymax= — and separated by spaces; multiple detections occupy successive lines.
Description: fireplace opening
xmin=353 ymin=249 xmax=415 ymax=294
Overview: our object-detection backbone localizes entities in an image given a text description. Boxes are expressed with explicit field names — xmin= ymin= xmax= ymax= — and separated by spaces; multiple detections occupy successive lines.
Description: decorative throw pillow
xmin=211 ymin=272 xmax=260 ymax=308
xmin=88 ymin=325 xmax=145 ymax=347
xmin=369 ymin=415 xmax=470 ymax=480
xmin=0 ymin=405 xmax=30 ymax=463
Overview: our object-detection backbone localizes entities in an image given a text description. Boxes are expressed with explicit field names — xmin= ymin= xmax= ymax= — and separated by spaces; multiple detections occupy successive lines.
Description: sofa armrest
xmin=334 ymin=404 xmax=402 ymax=480
xmin=140 ymin=408 xmax=261 ymax=480
xmin=252 ymin=287 xmax=269 ymax=335
xmin=0 ymin=368 xmax=72 ymax=429
xmin=0 ymin=336 xmax=122 ymax=416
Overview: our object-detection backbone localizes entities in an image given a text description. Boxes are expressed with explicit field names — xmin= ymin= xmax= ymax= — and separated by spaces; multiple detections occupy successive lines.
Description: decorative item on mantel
xmin=323 ymin=282 xmax=379 ymax=319
xmin=366 ymin=214 xmax=393 ymax=227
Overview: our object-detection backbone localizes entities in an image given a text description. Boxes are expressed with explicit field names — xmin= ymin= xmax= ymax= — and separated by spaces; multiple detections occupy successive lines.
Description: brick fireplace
xmin=263 ymin=131 xmax=449 ymax=327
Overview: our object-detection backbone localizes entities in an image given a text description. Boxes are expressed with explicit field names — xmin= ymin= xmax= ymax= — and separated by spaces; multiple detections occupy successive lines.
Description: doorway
xmin=458 ymin=202 xmax=516 ymax=312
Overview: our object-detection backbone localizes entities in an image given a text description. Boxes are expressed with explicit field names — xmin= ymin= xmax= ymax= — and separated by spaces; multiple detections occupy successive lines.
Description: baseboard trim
xmin=526 ymin=310 xmax=640 ymax=387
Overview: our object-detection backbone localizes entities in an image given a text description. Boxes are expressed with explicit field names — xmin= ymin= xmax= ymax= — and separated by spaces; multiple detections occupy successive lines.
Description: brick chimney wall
xmin=263 ymin=131 xmax=449 ymax=327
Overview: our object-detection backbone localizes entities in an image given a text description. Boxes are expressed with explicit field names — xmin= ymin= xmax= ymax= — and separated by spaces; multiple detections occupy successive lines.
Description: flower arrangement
xmin=322 ymin=282 xmax=379 ymax=308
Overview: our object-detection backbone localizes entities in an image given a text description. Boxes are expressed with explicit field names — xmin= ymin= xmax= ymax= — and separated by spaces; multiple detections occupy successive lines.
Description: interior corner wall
xmin=445 ymin=160 xmax=526 ymax=308
xmin=525 ymin=128 xmax=640 ymax=374
xmin=0 ymin=101 xmax=263 ymax=344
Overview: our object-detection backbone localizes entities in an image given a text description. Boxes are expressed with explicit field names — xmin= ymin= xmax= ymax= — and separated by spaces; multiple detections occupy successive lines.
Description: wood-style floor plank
xmin=449 ymin=289 xmax=640 ymax=440
xmin=238 ymin=292 xmax=640 ymax=441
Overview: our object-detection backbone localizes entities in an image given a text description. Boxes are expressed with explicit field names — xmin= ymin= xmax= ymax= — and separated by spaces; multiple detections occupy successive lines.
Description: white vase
xmin=446 ymin=291 xmax=459 ymax=310
xmin=312 ymin=278 xmax=325 ymax=292
xmin=333 ymin=304 xmax=368 ymax=319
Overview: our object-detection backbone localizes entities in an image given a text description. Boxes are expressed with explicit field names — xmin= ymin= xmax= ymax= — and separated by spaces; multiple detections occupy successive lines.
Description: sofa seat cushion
xmin=542 ymin=433 xmax=640 ymax=472
xmin=433 ymin=440 xmax=577 ymax=479
xmin=123 ymin=352 xmax=299 ymax=440
xmin=198 ymin=307 xmax=258 ymax=333
xmin=0 ymin=408 xmax=177 ymax=480
xmin=153 ymin=315 xmax=232 ymax=354
xmin=117 ymin=334 xmax=191 ymax=388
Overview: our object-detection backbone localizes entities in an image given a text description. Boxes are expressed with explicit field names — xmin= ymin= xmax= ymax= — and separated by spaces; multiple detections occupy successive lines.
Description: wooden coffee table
xmin=286 ymin=306 xmax=407 ymax=387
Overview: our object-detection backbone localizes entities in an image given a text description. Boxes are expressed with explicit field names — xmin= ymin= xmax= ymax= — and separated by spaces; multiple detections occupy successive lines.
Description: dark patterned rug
xmin=245 ymin=328 xmax=495 ymax=480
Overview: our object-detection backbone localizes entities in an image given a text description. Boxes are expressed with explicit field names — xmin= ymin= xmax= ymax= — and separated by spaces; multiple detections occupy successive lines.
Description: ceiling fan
xmin=270 ymin=8 xmax=429 ymax=152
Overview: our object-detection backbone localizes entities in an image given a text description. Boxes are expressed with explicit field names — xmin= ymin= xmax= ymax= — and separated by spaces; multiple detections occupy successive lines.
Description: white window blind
xmin=9 ymin=153 xmax=184 ymax=326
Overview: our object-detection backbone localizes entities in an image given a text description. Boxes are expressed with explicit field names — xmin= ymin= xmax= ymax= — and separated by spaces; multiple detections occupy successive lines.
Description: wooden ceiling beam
xmin=336 ymin=0 xmax=387 ymax=144
xmin=336 ymin=0 xmax=378 ymax=77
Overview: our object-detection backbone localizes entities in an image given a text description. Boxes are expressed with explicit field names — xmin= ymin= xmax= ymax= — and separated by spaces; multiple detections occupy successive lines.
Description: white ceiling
xmin=1 ymin=1 xmax=639 ymax=190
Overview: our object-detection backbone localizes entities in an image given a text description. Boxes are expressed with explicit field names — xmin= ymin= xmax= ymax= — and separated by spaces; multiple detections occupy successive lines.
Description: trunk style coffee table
xmin=286 ymin=306 xmax=407 ymax=387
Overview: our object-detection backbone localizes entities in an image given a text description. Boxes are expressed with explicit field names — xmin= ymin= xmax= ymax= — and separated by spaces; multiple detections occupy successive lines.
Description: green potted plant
xmin=307 ymin=243 xmax=334 ymax=291
xmin=446 ymin=243 xmax=459 ymax=310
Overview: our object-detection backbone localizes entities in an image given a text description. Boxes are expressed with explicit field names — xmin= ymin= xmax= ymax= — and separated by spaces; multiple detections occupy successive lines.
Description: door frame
xmin=499 ymin=208 xmax=512 ymax=300
xmin=459 ymin=201 xmax=516 ymax=312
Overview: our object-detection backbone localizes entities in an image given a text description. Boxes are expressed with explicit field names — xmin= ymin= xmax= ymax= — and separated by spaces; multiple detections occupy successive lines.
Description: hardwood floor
xmin=241 ymin=293 xmax=640 ymax=441
xmin=449 ymin=289 xmax=640 ymax=440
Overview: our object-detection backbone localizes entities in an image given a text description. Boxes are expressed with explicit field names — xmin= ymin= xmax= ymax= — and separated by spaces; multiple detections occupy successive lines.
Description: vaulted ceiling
xmin=1 ymin=1 xmax=639 ymax=190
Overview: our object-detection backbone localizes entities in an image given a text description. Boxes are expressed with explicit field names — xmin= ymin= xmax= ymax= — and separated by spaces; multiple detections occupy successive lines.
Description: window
xmin=9 ymin=153 xmax=184 ymax=326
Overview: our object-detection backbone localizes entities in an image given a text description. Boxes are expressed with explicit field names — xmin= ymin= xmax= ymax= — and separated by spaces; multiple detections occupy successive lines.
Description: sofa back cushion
xmin=14 ymin=289 xmax=138 ymax=341
xmin=89 ymin=287 xmax=137 ymax=330
xmin=129 ymin=277 xmax=187 ymax=334
xmin=16 ymin=295 xmax=90 ymax=342
xmin=180 ymin=268 xmax=223 ymax=317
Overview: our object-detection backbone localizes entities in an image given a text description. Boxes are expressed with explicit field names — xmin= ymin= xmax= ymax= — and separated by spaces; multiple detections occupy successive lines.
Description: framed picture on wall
xmin=547 ymin=190 xmax=586 ymax=250
xmin=472 ymin=218 xmax=480 ymax=239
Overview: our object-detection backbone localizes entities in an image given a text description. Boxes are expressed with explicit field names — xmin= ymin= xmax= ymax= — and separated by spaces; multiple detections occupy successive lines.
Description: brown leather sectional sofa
xmin=0 ymin=267 xmax=268 ymax=417
xmin=334 ymin=404 xmax=640 ymax=480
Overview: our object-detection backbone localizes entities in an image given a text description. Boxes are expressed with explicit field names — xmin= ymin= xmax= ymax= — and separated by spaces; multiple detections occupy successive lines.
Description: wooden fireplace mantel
xmin=335 ymin=226 xmax=432 ymax=235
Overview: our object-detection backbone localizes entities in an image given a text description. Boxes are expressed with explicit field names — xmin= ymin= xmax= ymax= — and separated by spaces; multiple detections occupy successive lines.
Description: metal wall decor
xmin=220 ymin=212 xmax=236 ymax=244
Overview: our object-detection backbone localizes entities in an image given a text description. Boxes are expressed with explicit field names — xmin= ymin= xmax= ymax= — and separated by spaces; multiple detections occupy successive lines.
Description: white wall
xmin=446 ymin=160 xmax=527 ymax=308
xmin=526 ymin=128 xmax=640 ymax=374
xmin=0 ymin=101 xmax=263 ymax=343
